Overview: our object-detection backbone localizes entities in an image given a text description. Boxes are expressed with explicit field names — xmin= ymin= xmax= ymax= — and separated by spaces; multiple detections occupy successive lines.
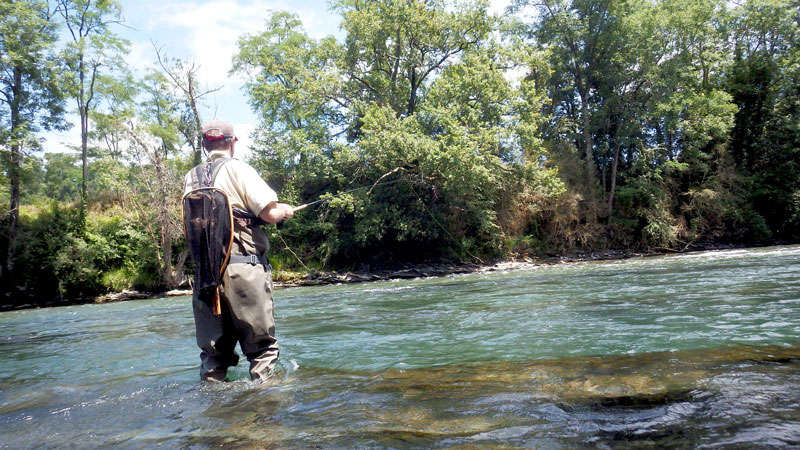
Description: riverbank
xmin=270 ymin=241 xmax=765 ymax=287
xmin=2 ymin=242 xmax=779 ymax=311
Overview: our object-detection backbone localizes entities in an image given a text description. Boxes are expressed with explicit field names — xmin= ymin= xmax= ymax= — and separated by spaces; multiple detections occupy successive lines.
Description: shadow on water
xmin=139 ymin=344 xmax=800 ymax=448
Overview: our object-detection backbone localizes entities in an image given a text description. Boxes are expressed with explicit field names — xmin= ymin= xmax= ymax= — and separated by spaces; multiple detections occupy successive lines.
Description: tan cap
xmin=201 ymin=120 xmax=238 ymax=142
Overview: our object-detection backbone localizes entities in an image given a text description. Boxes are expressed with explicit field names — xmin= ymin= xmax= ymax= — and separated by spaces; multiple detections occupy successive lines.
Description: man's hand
xmin=259 ymin=202 xmax=296 ymax=224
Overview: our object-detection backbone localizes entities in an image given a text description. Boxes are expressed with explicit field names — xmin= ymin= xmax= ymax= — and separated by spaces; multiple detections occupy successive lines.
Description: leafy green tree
xmin=238 ymin=4 xmax=563 ymax=265
xmin=335 ymin=0 xmax=492 ymax=118
xmin=726 ymin=0 xmax=799 ymax=238
xmin=521 ymin=0 xmax=621 ymax=190
xmin=56 ymin=0 xmax=127 ymax=226
xmin=0 ymin=0 xmax=67 ymax=275
xmin=89 ymin=71 xmax=135 ymax=161
xmin=41 ymin=152 xmax=81 ymax=202
xmin=234 ymin=11 xmax=345 ymax=194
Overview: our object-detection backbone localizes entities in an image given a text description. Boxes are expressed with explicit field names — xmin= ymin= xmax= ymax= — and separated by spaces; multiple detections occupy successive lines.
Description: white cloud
xmin=143 ymin=0 xmax=339 ymax=87
xmin=147 ymin=1 xmax=260 ymax=85
xmin=232 ymin=121 xmax=255 ymax=161
xmin=127 ymin=40 xmax=159 ymax=75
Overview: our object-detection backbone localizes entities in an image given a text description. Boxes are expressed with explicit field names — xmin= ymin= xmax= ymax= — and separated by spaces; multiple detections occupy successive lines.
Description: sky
xmin=44 ymin=0 xmax=511 ymax=160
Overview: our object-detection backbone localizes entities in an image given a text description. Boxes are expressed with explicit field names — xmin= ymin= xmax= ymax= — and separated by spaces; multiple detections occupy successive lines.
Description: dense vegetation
xmin=1 ymin=0 xmax=798 ymax=307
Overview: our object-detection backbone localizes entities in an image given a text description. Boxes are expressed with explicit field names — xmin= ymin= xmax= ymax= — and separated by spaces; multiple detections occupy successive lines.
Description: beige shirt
xmin=183 ymin=151 xmax=279 ymax=217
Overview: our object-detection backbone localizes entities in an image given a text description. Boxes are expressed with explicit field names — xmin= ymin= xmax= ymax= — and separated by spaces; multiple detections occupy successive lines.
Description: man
xmin=183 ymin=120 xmax=294 ymax=382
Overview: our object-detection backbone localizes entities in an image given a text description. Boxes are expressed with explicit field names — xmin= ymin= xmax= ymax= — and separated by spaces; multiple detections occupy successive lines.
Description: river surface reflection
xmin=1 ymin=245 xmax=799 ymax=447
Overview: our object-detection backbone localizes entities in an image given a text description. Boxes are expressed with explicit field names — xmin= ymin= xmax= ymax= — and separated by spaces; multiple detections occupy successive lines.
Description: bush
xmin=1 ymin=201 xmax=163 ymax=305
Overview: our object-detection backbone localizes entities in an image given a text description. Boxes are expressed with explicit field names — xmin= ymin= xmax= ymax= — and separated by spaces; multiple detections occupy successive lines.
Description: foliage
xmin=0 ymin=0 xmax=68 ymax=276
xmin=0 ymin=202 xmax=153 ymax=305
xmin=236 ymin=3 xmax=563 ymax=266
xmin=56 ymin=0 xmax=129 ymax=224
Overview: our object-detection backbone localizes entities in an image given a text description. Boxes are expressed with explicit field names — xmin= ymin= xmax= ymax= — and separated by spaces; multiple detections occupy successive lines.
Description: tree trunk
xmin=665 ymin=124 xmax=674 ymax=160
xmin=156 ymin=151 xmax=176 ymax=287
xmin=80 ymin=107 xmax=88 ymax=219
xmin=580 ymin=89 xmax=595 ymax=187
xmin=608 ymin=140 xmax=621 ymax=218
xmin=407 ymin=68 xmax=417 ymax=116
xmin=187 ymin=71 xmax=203 ymax=165
xmin=601 ymin=159 xmax=607 ymax=196
xmin=78 ymin=56 xmax=88 ymax=227
xmin=6 ymin=67 xmax=22 ymax=275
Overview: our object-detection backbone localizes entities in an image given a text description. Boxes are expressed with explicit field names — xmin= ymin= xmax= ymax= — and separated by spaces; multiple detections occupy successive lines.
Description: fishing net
xmin=182 ymin=187 xmax=233 ymax=314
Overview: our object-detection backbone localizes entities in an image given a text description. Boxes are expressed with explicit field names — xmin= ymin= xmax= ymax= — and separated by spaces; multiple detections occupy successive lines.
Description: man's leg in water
xmin=223 ymin=262 xmax=279 ymax=382
xmin=192 ymin=291 xmax=239 ymax=382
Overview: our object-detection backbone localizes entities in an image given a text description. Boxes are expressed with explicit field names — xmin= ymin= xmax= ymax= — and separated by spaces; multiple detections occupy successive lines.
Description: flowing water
xmin=1 ymin=245 xmax=799 ymax=448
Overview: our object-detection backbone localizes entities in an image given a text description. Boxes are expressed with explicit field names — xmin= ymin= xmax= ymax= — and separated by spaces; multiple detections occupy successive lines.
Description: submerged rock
xmin=366 ymin=344 xmax=800 ymax=407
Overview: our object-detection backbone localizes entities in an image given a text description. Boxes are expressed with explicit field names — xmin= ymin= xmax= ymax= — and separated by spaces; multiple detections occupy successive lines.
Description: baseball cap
xmin=201 ymin=120 xmax=238 ymax=142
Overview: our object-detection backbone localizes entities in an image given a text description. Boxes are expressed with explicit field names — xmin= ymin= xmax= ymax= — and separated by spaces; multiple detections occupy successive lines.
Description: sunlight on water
xmin=1 ymin=245 xmax=799 ymax=447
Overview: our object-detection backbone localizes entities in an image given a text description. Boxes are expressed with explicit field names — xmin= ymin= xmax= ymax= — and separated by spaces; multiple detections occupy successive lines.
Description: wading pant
xmin=192 ymin=261 xmax=278 ymax=382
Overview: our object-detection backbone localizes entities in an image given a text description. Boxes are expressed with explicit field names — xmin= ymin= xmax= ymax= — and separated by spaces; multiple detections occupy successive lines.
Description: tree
xmin=0 ymin=0 xmax=67 ymax=275
xmin=234 ymin=11 xmax=345 ymax=193
xmin=41 ymin=153 xmax=81 ymax=202
xmin=89 ymin=71 xmax=135 ymax=161
xmin=56 ymin=0 xmax=127 ymax=226
xmin=237 ymin=4 xmax=563 ymax=264
xmin=336 ymin=0 xmax=492 ymax=118
xmin=521 ymin=0 xmax=617 ymax=190
xmin=155 ymin=47 xmax=220 ymax=165
xmin=726 ymin=0 xmax=800 ymax=237
xmin=125 ymin=72 xmax=186 ymax=288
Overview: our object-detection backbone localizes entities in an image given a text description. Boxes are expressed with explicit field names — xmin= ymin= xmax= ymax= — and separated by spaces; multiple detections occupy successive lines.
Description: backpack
xmin=182 ymin=158 xmax=233 ymax=315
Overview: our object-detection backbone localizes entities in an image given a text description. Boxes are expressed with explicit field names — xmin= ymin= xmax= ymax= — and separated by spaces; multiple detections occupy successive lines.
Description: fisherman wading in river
xmin=182 ymin=120 xmax=295 ymax=382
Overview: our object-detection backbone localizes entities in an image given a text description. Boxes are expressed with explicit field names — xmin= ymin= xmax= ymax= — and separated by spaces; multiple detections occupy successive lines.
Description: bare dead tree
xmin=153 ymin=44 xmax=222 ymax=165
xmin=126 ymin=124 xmax=185 ymax=288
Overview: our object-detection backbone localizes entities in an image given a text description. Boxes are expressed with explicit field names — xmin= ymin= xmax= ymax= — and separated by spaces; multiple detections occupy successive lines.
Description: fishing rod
xmin=231 ymin=177 xmax=405 ymax=223
xmin=292 ymin=179 xmax=404 ymax=212
xmin=239 ymin=167 xmax=484 ymax=265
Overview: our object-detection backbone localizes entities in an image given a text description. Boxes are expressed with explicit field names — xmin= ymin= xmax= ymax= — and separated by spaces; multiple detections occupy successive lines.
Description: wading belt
xmin=228 ymin=253 xmax=269 ymax=268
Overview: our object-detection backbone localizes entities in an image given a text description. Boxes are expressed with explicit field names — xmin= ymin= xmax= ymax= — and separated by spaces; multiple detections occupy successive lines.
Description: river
xmin=1 ymin=245 xmax=799 ymax=447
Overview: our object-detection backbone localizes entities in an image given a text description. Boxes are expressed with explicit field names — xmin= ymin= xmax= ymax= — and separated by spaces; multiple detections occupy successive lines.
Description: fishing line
xmin=404 ymin=181 xmax=485 ymax=265
xmin=292 ymin=179 xmax=405 ymax=212
xmin=279 ymin=170 xmax=485 ymax=268
xmin=277 ymin=172 xmax=406 ymax=270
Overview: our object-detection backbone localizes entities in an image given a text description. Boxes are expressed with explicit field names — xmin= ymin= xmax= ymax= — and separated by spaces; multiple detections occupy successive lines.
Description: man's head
xmin=202 ymin=120 xmax=238 ymax=153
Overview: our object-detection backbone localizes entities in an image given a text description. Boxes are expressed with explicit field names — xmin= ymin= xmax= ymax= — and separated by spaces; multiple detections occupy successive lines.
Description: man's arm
xmin=259 ymin=202 xmax=295 ymax=224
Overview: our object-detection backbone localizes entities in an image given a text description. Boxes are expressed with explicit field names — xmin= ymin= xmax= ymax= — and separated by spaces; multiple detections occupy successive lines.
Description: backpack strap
xmin=208 ymin=157 xmax=230 ymax=185
xmin=188 ymin=157 xmax=231 ymax=189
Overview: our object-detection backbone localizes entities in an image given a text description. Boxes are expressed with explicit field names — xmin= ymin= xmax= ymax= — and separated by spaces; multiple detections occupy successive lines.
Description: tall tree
xmin=89 ymin=71 xmax=135 ymax=161
xmin=590 ymin=0 xmax=669 ymax=218
xmin=0 ymin=0 xmax=67 ymax=275
xmin=56 ymin=0 xmax=126 ymax=226
xmin=522 ymin=0 xmax=617 ymax=190
xmin=234 ymin=11 xmax=345 ymax=191
xmin=336 ymin=0 xmax=491 ymax=118
xmin=726 ymin=0 xmax=800 ymax=236
xmin=155 ymin=47 xmax=220 ymax=166
xmin=126 ymin=72 xmax=185 ymax=288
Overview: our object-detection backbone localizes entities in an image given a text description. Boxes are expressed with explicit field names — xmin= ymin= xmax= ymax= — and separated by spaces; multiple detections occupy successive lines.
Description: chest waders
xmin=182 ymin=158 xmax=234 ymax=316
